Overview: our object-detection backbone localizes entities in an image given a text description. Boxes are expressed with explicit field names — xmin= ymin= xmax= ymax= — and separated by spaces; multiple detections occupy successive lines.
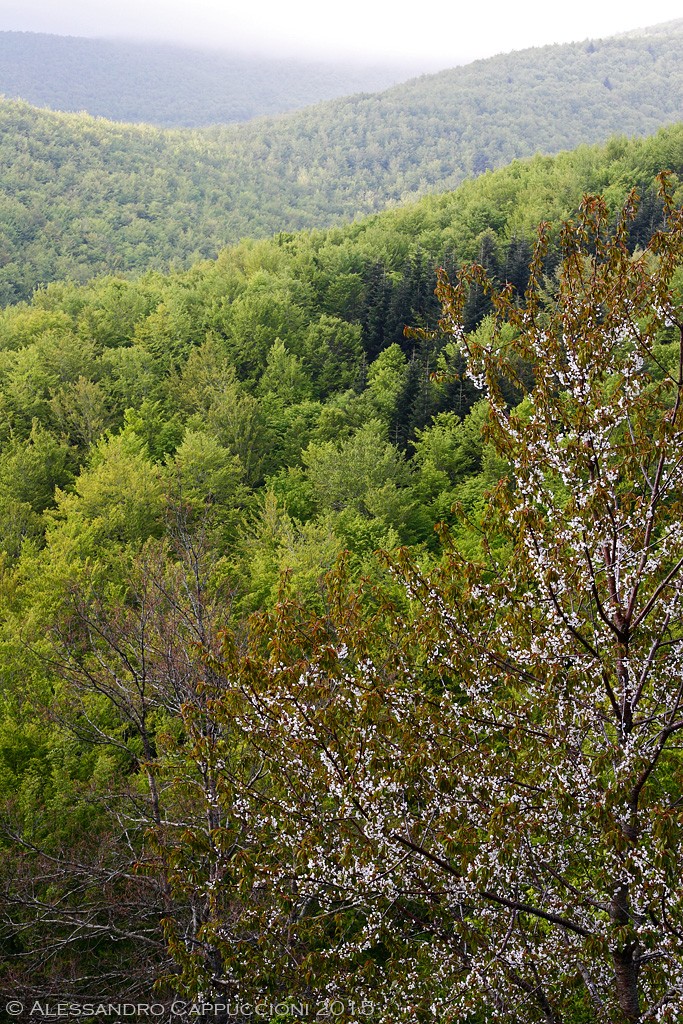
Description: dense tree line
xmin=0 ymin=130 xmax=682 ymax=1017
xmin=1 ymin=22 xmax=683 ymax=302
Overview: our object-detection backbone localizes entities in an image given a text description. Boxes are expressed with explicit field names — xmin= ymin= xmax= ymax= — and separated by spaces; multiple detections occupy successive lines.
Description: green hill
xmin=0 ymin=124 xmax=682 ymax=1005
xmin=0 ymin=31 xmax=408 ymax=127
xmin=1 ymin=22 xmax=683 ymax=304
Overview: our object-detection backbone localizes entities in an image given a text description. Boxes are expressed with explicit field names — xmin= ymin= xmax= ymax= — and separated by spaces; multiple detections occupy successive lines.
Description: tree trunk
xmin=611 ymin=883 xmax=640 ymax=1022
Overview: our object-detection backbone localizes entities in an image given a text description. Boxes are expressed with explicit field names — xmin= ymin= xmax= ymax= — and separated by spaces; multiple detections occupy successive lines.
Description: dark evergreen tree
xmin=463 ymin=229 xmax=501 ymax=332
xmin=386 ymin=250 xmax=440 ymax=352
xmin=502 ymin=235 xmax=533 ymax=296
xmin=627 ymin=185 xmax=665 ymax=251
xmin=360 ymin=260 xmax=391 ymax=360
xmin=394 ymin=337 xmax=444 ymax=447
xmin=440 ymin=347 xmax=483 ymax=421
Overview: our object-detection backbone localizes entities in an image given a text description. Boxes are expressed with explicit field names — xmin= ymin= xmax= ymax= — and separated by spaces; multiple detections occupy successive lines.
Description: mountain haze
xmin=0 ymin=32 xmax=409 ymax=127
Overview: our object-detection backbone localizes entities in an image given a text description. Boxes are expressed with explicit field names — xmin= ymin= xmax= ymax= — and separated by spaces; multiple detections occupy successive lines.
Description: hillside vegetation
xmin=0 ymin=31 xmax=407 ymax=126
xmin=1 ymin=22 xmax=683 ymax=303
xmin=1 ymin=117 xmax=683 ymax=1016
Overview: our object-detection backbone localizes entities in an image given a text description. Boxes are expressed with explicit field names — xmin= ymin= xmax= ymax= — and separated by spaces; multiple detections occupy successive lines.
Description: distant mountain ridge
xmin=0 ymin=32 xmax=409 ymax=127
xmin=1 ymin=22 xmax=683 ymax=303
xmin=614 ymin=17 xmax=683 ymax=38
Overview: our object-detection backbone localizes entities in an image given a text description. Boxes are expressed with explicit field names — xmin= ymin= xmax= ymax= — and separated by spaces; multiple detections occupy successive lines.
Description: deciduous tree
xmin=172 ymin=181 xmax=683 ymax=1022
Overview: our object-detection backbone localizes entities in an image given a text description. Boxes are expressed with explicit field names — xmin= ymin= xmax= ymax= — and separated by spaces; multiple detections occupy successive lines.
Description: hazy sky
xmin=1 ymin=0 xmax=682 ymax=67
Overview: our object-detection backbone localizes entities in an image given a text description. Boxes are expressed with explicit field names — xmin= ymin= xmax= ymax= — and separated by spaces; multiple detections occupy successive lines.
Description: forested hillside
xmin=1 ymin=22 xmax=683 ymax=303
xmin=0 ymin=129 xmax=682 ymax=1015
xmin=0 ymin=32 xmax=406 ymax=126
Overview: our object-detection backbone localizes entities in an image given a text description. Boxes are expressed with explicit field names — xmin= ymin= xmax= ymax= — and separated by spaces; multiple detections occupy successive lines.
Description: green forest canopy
xmin=1 ymin=20 xmax=683 ymax=303
xmin=1 ymin=110 xmax=683 ymax=1017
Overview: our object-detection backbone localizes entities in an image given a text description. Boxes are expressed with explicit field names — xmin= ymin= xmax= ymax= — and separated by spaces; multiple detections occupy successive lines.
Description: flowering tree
xmin=171 ymin=182 xmax=683 ymax=1023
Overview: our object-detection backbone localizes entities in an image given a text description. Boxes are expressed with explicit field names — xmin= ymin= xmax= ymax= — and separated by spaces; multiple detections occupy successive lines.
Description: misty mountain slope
xmin=0 ymin=32 xmax=407 ymax=126
xmin=236 ymin=22 xmax=683 ymax=197
xmin=1 ymin=22 xmax=683 ymax=303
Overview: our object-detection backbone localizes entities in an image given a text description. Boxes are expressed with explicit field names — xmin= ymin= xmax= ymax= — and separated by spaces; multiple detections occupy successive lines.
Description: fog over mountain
xmin=0 ymin=32 xmax=411 ymax=126
xmin=3 ymin=0 xmax=683 ymax=65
